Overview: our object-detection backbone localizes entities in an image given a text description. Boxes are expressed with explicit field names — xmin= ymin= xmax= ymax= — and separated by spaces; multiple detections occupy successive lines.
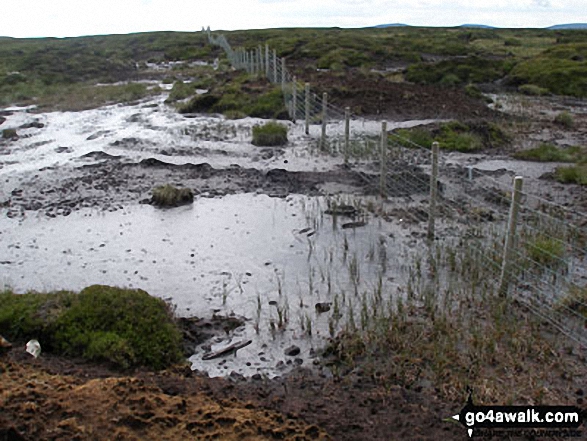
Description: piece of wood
xmin=202 ymin=339 xmax=252 ymax=360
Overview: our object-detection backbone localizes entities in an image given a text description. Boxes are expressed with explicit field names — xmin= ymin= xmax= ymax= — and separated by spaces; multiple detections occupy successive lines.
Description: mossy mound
xmin=252 ymin=121 xmax=288 ymax=147
xmin=0 ymin=285 xmax=183 ymax=370
xmin=151 ymin=184 xmax=194 ymax=207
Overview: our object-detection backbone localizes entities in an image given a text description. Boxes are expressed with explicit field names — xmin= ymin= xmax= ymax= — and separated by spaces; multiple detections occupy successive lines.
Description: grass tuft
xmin=151 ymin=184 xmax=194 ymax=207
xmin=252 ymin=121 xmax=288 ymax=147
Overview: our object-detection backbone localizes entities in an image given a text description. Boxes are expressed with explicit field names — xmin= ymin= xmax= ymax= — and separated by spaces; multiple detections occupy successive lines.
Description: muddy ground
xmin=1 ymin=346 xmax=463 ymax=441
xmin=1 ymin=67 xmax=587 ymax=440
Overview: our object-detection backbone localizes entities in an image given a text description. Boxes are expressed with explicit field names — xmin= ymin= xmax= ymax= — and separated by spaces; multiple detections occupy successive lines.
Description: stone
xmin=284 ymin=345 xmax=300 ymax=357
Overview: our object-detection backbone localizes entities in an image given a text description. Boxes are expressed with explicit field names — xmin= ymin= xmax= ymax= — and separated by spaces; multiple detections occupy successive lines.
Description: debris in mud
xmin=178 ymin=315 xmax=245 ymax=356
xmin=0 ymin=335 xmax=12 ymax=353
xmin=150 ymin=184 xmax=194 ymax=207
xmin=324 ymin=204 xmax=358 ymax=216
xmin=341 ymin=220 xmax=367 ymax=229
xmin=201 ymin=339 xmax=252 ymax=360
xmin=1 ymin=128 xmax=18 ymax=140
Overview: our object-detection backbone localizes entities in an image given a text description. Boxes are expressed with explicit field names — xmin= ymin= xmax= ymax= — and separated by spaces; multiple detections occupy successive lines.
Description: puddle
xmin=0 ymin=193 xmax=428 ymax=377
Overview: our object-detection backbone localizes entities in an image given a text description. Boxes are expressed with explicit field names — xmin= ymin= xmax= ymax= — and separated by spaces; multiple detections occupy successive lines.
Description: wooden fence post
xmin=292 ymin=77 xmax=297 ymax=123
xmin=281 ymin=57 xmax=286 ymax=90
xmin=265 ymin=44 xmax=270 ymax=78
xmin=499 ymin=176 xmax=524 ymax=297
xmin=427 ymin=142 xmax=439 ymax=240
xmin=273 ymin=50 xmax=277 ymax=83
xmin=258 ymin=45 xmax=263 ymax=74
xmin=379 ymin=121 xmax=387 ymax=197
xmin=305 ymin=83 xmax=310 ymax=135
xmin=321 ymin=92 xmax=328 ymax=151
xmin=344 ymin=107 xmax=350 ymax=164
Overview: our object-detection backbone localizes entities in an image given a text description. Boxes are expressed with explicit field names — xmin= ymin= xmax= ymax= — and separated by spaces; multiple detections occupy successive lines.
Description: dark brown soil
xmin=0 ymin=347 xmax=463 ymax=441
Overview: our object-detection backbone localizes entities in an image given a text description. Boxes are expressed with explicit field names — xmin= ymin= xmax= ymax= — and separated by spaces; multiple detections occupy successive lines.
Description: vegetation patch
xmin=151 ymin=184 xmax=194 ymax=207
xmin=513 ymin=143 xmax=583 ymax=162
xmin=518 ymin=84 xmax=549 ymax=96
xmin=524 ymin=235 xmax=566 ymax=267
xmin=554 ymin=163 xmax=587 ymax=185
xmin=508 ymin=43 xmax=587 ymax=97
xmin=252 ymin=121 xmax=288 ymax=147
xmin=553 ymin=111 xmax=574 ymax=128
xmin=391 ymin=121 xmax=509 ymax=152
xmin=0 ymin=285 xmax=183 ymax=370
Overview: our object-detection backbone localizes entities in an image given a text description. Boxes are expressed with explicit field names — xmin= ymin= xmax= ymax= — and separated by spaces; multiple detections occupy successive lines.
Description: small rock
xmin=315 ymin=302 xmax=331 ymax=314
xmin=252 ymin=373 xmax=262 ymax=381
xmin=294 ymin=358 xmax=304 ymax=365
xmin=284 ymin=345 xmax=301 ymax=357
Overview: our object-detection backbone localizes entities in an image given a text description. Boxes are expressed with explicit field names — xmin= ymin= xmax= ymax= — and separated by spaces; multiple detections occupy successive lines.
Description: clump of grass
xmin=436 ymin=121 xmax=483 ymax=152
xmin=554 ymin=164 xmax=587 ymax=185
xmin=252 ymin=121 xmax=288 ymax=147
xmin=524 ymin=235 xmax=566 ymax=267
xmin=513 ymin=143 xmax=580 ymax=162
xmin=518 ymin=84 xmax=549 ymax=96
xmin=557 ymin=286 xmax=587 ymax=319
xmin=554 ymin=111 xmax=574 ymax=129
xmin=0 ymin=285 xmax=183 ymax=370
xmin=151 ymin=184 xmax=194 ymax=207
xmin=2 ymin=128 xmax=17 ymax=139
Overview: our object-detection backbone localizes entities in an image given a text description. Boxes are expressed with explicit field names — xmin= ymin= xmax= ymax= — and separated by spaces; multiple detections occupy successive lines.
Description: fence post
xmin=281 ymin=58 xmax=286 ymax=90
xmin=258 ymin=45 xmax=263 ymax=74
xmin=344 ymin=107 xmax=350 ymax=164
xmin=273 ymin=50 xmax=277 ymax=83
xmin=321 ymin=92 xmax=328 ymax=151
xmin=292 ymin=77 xmax=297 ymax=123
xmin=265 ymin=44 xmax=270 ymax=78
xmin=499 ymin=176 xmax=524 ymax=297
xmin=379 ymin=121 xmax=387 ymax=197
xmin=305 ymin=83 xmax=310 ymax=135
xmin=427 ymin=142 xmax=439 ymax=240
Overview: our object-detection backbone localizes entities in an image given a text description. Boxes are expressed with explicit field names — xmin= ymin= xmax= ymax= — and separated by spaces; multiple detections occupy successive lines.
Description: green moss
xmin=252 ymin=121 xmax=288 ymax=146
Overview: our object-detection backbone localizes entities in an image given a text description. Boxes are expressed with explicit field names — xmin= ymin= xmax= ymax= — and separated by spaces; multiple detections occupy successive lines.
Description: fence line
xmin=205 ymin=27 xmax=587 ymax=348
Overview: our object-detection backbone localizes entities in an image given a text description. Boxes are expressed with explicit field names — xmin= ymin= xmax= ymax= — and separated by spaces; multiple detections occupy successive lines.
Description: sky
xmin=1 ymin=0 xmax=586 ymax=38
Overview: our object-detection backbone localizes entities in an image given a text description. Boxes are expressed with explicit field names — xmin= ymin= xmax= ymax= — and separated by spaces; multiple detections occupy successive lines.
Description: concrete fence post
xmin=427 ymin=142 xmax=440 ymax=240
xmin=499 ymin=176 xmax=524 ymax=297
xmin=344 ymin=107 xmax=350 ymax=164
xmin=379 ymin=121 xmax=387 ymax=197
xmin=305 ymin=83 xmax=310 ymax=135
xmin=321 ymin=92 xmax=328 ymax=151
xmin=292 ymin=77 xmax=297 ymax=123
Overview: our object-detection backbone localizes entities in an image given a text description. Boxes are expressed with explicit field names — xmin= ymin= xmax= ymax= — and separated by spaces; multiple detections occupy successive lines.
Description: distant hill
xmin=459 ymin=24 xmax=496 ymax=29
xmin=547 ymin=23 xmax=587 ymax=30
xmin=372 ymin=23 xmax=410 ymax=28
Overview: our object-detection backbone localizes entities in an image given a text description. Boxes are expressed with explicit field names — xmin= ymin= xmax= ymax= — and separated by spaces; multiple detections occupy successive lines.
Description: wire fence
xmin=207 ymin=28 xmax=587 ymax=348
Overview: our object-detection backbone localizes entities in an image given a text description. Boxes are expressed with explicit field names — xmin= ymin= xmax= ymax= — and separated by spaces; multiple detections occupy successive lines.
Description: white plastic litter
xmin=25 ymin=339 xmax=41 ymax=358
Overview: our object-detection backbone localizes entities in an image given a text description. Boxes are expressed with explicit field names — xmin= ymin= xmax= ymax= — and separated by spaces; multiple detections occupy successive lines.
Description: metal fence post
xmin=427 ymin=142 xmax=439 ymax=240
xmin=499 ymin=176 xmax=524 ymax=297
xmin=321 ymin=92 xmax=328 ymax=151
xmin=344 ymin=107 xmax=350 ymax=164
xmin=292 ymin=77 xmax=297 ymax=123
xmin=379 ymin=121 xmax=387 ymax=197
xmin=305 ymin=83 xmax=310 ymax=135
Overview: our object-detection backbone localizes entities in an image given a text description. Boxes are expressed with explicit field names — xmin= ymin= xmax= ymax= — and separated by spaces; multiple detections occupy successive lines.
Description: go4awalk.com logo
xmin=449 ymin=393 xmax=585 ymax=438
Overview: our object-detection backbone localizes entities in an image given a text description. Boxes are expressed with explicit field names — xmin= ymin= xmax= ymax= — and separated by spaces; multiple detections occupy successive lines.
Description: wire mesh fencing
xmin=207 ymin=28 xmax=587 ymax=348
